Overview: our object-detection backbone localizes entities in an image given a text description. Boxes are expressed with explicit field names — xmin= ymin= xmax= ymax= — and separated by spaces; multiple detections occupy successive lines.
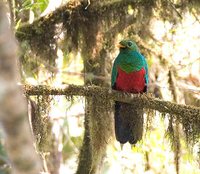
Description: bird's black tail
xmin=114 ymin=101 xmax=144 ymax=144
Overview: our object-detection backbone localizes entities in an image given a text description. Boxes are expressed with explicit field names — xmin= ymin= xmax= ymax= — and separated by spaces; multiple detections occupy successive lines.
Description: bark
xmin=0 ymin=3 xmax=42 ymax=174
xmin=76 ymin=100 xmax=93 ymax=174
xmin=24 ymin=84 xmax=200 ymax=121
xmin=7 ymin=0 xmax=15 ymax=29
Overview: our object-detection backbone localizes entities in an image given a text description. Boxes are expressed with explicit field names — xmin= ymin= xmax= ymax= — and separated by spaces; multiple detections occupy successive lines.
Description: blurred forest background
xmin=0 ymin=0 xmax=200 ymax=174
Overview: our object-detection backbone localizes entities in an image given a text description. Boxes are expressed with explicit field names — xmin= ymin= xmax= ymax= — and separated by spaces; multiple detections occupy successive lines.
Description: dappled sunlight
xmin=150 ymin=12 xmax=200 ymax=80
xmin=1 ymin=0 xmax=200 ymax=174
xmin=38 ymin=8 xmax=200 ymax=174
xmin=54 ymin=49 xmax=84 ymax=86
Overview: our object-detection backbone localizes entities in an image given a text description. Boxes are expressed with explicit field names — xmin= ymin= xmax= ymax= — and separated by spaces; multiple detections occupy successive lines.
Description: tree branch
xmin=15 ymin=0 xmax=141 ymax=41
xmin=24 ymin=84 xmax=200 ymax=119
xmin=24 ymin=84 xmax=200 ymax=144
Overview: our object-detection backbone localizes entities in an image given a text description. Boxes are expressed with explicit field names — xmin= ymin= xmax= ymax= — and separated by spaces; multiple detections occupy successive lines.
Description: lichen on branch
xmin=24 ymin=84 xmax=200 ymax=143
xmin=24 ymin=84 xmax=200 ymax=115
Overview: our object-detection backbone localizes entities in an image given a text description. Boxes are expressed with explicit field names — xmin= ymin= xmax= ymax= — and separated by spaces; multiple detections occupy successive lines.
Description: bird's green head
xmin=118 ymin=39 xmax=139 ymax=52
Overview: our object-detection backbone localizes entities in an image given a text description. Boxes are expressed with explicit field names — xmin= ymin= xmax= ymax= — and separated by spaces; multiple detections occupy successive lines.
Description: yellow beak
xmin=117 ymin=43 xmax=126 ymax=48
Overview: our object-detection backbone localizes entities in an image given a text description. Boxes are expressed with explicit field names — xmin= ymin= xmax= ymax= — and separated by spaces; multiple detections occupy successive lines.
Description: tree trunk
xmin=76 ymin=6 xmax=114 ymax=173
xmin=0 ymin=2 xmax=42 ymax=174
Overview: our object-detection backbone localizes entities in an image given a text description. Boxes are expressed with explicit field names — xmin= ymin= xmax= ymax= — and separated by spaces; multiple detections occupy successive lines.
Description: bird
xmin=111 ymin=39 xmax=148 ymax=144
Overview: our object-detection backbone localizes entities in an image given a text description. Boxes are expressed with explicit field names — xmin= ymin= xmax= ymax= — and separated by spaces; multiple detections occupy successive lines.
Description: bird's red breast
xmin=116 ymin=67 xmax=146 ymax=93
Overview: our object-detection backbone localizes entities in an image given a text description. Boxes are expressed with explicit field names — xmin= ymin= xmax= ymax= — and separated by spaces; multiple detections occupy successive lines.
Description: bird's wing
xmin=142 ymin=55 xmax=149 ymax=85
xmin=111 ymin=54 xmax=121 ymax=88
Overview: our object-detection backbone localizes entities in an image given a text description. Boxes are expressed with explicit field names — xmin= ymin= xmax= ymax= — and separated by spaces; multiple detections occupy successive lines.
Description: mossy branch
xmin=24 ymin=84 xmax=200 ymax=118
xmin=15 ymin=0 xmax=144 ymax=41
xmin=24 ymin=84 xmax=200 ymax=173
xmin=16 ymin=0 xmax=200 ymax=39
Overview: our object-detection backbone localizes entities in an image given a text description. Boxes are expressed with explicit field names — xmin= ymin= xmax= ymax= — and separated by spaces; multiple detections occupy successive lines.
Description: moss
xmin=144 ymin=108 xmax=155 ymax=133
xmin=76 ymin=98 xmax=93 ymax=174
xmin=29 ymin=95 xmax=61 ymax=173
xmin=17 ymin=1 xmax=200 ymax=172
xmin=24 ymin=83 xmax=200 ymax=173
xmin=30 ymin=95 xmax=53 ymax=152
xmin=25 ymin=84 xmax=200 ymax=145
xmin=16 ymin=0 xmax=155 ymax=67
xmin=89 ymin=95 xmax=113 ymax=173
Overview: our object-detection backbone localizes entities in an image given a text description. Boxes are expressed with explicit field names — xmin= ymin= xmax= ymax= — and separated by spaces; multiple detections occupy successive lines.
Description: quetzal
xmin=111 ymin=39 xmax=148 ymax=144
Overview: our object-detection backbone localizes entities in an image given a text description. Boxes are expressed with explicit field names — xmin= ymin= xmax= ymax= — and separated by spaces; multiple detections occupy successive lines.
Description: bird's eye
xmin=127 ymin=41 xmax=132 ymax=47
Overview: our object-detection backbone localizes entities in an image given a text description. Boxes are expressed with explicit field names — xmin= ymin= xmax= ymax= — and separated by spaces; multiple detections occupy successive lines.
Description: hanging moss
xmin=29 ymin=95 xmax=61 ymax=173
xmin=16 ymin=0 xmax=155 ymax=66
xmin=15 ymin=0 xmax=200 ymax=72
xmin=89 ymin=94 xmax=113 ymax=173
xmin=24 ymin=84 xmax=200 ymax=143
xmin=29 ymin=95 xmax=53 ymax=152
xmin=16 ymin=1 xmax=200 ymax=173
xmin=144 ymin=108 xmax=155 ymax=133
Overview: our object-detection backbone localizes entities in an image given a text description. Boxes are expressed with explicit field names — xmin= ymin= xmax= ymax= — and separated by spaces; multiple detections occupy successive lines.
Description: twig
xmin=169 ymin=0 xmax=183 ymax=19
xmin=85 ymin=0 xmax=91 ymax=10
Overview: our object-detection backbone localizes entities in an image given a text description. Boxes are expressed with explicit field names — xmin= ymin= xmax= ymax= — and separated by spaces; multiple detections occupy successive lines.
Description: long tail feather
xmin=114 ymin=102 xmax=130 ymax=144
xmin=114 ymin=102 xmax=144 ymax=144
xmin=128 ymin=107 xmax=144 ymax=144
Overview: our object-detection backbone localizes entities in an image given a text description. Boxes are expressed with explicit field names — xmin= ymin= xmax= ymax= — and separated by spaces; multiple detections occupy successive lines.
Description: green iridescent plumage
xmin=111 ymin=40 xmax=148 ymax=87
xmin=111 ymin=39 xmax=149 ymax=144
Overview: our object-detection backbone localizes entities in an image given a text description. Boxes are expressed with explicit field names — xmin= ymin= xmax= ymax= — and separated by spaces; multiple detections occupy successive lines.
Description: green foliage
xmin=19 ymin=0 xmax=49 ymax=15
